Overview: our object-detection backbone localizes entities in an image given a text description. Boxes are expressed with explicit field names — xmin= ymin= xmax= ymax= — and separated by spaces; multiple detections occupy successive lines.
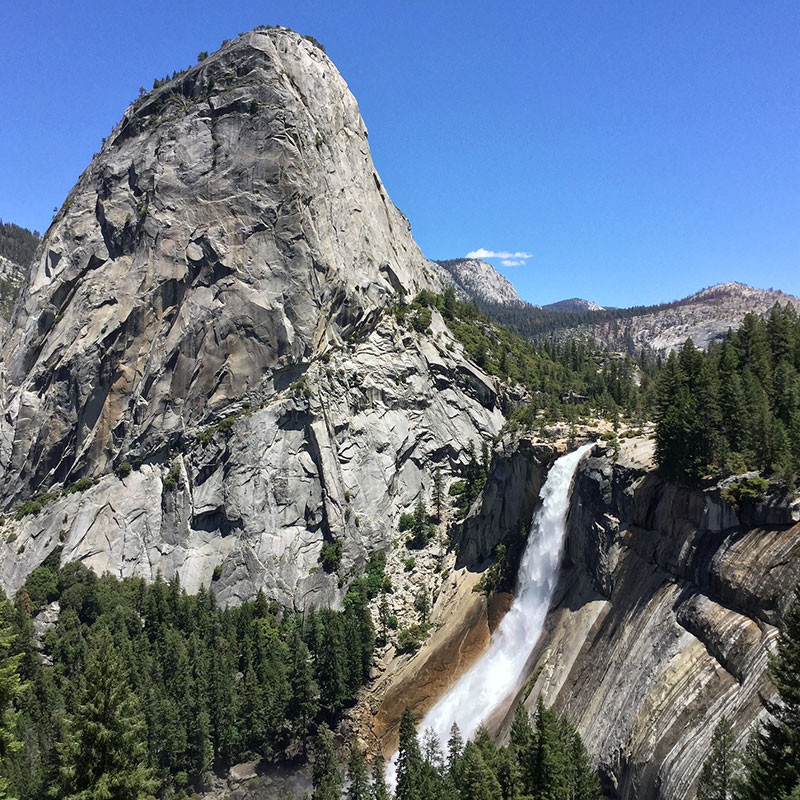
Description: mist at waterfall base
xmin=388 ymin=442 xmax=594 ymax=784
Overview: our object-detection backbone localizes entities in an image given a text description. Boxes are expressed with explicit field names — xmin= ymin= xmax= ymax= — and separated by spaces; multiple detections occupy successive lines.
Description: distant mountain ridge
xmin=543 ymin=297 xmax=605 ymax=312
xmin=478 ymin=280 xmax=800 ymax=356
xmin=572 ymin=281 xmax=800 ymax=355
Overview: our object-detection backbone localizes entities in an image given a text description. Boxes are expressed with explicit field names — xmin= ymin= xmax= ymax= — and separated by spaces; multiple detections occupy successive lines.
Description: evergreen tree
xmin=529 ymin=698 xmax=569 ymax=800
xmin=460 ymin=741 xmax=502 ymax=800
xmin=738 ymin=586 xmax=800 ymax=798
xmin=565 ymin=722 xmax=601 ymax=800
xmin=287 ymin=624 xmax=319 ymax=751
xmin=696 ymin=717 xmax=739 ymax=800
xmin=432 ymin=469 xmax=444 ymax=522
xmin=370 ymin=753 xmax=390 ymax=800
xmin=419 ymin=728 xmax=448 ymax=800
xmin=311 ymin=723 xmax=342 ymax=800
xmin=51 ymin=628 xmax=158 ymax=800
xmin=494 ymin=746 xmax=522 ymax=800
xmin=313 ymin=610 xmax=349 ymax=712
xmin=396 ymin=708 xmax=423 ymax=800
xmin=347 ymin=744 xmax=369 ymax=800
xmin=446 ymin=722 xmax=464 ymax=777
xmin=0 ymin=597 xmax=27 ymax=800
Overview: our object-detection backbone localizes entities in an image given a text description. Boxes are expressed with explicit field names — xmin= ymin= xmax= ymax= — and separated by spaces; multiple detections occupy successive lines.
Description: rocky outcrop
xmin=452 ymin=439 xmax=556 ymax=568
xmin=435 ymin=258 xmax=525 ymax=307
xmin=0 ymin=28 xmax=504 ymax=607
xmin=543 ymin=297 xmax=604 ymax=312
xmin=514 ymin=446 xmax=800 ymax=800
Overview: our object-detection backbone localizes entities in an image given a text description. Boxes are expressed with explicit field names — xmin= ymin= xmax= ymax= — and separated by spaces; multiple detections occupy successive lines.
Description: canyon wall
xmin=515 ymin=446 xmax=800 ymax=799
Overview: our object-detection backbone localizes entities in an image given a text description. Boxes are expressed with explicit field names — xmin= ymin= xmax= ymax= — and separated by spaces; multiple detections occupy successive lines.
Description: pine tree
xmin=313 ymin=610 xmax=349 ymax=712
xmin=287 ymin=624 xmax=319 ymax=752
xmin=0 ymin=596 xmax=27 ymax=800
xmin=565 ymin=722 xmax=601 ymax=800
xmin=51 ymin=627 xmax=158 ymax=800
xmin=347 ymin=744 xmax=369 ymax=800
xmin=419 ymin=728 xmax=448 ymax=800
xmin=446 ymin=722 xmax=464 ymax=776
xmin=460 ymin=741 xmax=502 ymax=800
xmin=311 ymin=723 xmax=342 ymax=800
xmin=396 ymin=708 xmax=423 ymax=800
xmin=696 ymin=717 xmax=739 ymax=800
xmin=370 ymin=753 xmax=390 ymax=800
xmin=432 ymin=469 xmax=444 ymax=522
xmin=529 ymin=698 xmax=569 ymax=800
xmin=495 ymin=746 xmax=522 ymax=800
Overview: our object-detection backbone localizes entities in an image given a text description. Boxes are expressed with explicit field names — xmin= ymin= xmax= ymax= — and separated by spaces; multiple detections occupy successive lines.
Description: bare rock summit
xmin=0 ymin=28 xmax=501 ymax=606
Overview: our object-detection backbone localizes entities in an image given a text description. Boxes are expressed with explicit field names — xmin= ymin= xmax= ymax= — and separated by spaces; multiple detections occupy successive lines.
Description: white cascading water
xmin=389 ymin=442 xmax=593 ymax=783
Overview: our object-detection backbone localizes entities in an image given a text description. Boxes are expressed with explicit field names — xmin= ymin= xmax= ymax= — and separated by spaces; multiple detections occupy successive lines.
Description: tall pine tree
xmin=51 ymin=627 xmax=157 ymax=800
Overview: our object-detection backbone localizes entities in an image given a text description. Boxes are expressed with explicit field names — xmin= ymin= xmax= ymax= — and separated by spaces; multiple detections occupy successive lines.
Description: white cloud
xmin=466 ymin=248 xmax=532 ymax=261
xmin=501 ymin=259 xmax=524 ymax=267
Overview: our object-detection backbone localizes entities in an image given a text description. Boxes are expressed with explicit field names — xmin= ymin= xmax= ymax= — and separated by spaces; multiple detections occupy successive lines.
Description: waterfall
xmin=389 ymin=442 xmax=593 ymax=781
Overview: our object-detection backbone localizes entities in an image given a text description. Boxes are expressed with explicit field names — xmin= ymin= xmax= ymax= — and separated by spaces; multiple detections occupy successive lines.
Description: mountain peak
xmin=543 ymin=297 xmax=604 ymax=312
xmin=1 ymin=25 xmax=442 ymax=500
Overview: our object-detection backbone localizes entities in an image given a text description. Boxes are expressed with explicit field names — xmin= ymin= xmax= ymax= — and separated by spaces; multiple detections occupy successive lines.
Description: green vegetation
xmin=720 ymin=476 xmax=770 ymax=511
xmin=0 ymin=221 xmax=39 ymax=267
xmin=396 ymin=623 xmax=430 ymax=654
xmin=398 ymin=289 xmax=651 ymax=431
xmin=0 ymin=561 xmax=375 ymax=799
xmin=697 ymin=717 xmax=739 ymax=800
xmin=393 ymin=700 xmax=600 ymax=800
xmin=12 ymin=475 xmax=99 ymax=520
xmin=655 ymin=305 xmax=800 ymax=486
xmin=0 ymin=596 xmax=27 ymax=800
xmin=319 ymin=540 xmax=342 ymax=572
xmin=196 ymin=411 xmax=246 ymax=445
xmin=13 ymin=492 xmax=60 ymax=521
xmin=404 ymin=498 xmax=433 ymax=549
xmin=474 ymin=524 xmax=529 ymax=597
xmin=114 ymin=461 xmax=133 ymax=478
xmin=734 ymin=585 xmax=800 ymax=798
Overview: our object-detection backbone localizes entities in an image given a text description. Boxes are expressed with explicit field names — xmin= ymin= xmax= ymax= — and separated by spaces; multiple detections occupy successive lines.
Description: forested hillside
xmin=655 ymin=304 xmax=800 ymax=485
xmin=403 ymin=289 xmax=654 ymax=429
xmin=0 ymin=554 xmax=377 ymax=798
xmin=0 ymin=221 xmax=39 ymax=268
xmin=0 ymin=221 xmax=39 ymax=324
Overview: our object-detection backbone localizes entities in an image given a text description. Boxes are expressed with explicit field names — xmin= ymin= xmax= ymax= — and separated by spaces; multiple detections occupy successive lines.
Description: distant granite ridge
xmin=543 ymin=297 xmax=605 ymax=312
xmin=570 ymin=281 xmax=800 ymax=355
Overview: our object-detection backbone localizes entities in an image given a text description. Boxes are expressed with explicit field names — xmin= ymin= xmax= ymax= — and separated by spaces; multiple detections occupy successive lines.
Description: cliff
xmin=0 ymin=28 xmax=503 ymax=607
xmin=515 ymin=445 xmax=800 ymax=799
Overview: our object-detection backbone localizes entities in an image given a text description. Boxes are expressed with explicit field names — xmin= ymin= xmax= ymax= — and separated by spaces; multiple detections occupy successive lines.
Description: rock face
xmin=435 ymin=258 xmax=525 ymax=307
xmin=0 ymin=28 xmax=504 ymax=607
xmin=513 ymin=446 xmax=800 ymax=800
xmin=452 ymin=439 xmax=556 ymax=568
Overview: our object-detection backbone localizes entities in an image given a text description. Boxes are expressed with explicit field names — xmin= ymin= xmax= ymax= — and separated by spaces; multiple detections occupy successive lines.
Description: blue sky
xmin=1 ymin=1 xmax=799 ymax=307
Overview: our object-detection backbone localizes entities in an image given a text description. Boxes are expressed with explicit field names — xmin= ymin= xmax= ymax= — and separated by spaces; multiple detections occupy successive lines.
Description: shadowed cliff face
xmin=515 ymin=447 xmax=800 ymax=800
xmin=0 ymin=29 xmax=504 ymax=607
